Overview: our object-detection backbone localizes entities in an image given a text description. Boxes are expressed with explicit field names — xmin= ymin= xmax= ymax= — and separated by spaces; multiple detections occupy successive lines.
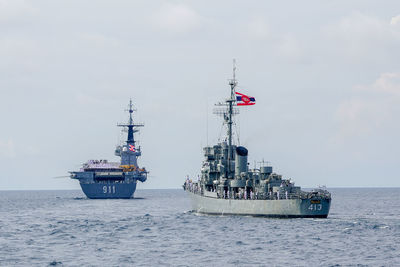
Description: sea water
xmin=0 ymin=188 xmax=399 ymax=266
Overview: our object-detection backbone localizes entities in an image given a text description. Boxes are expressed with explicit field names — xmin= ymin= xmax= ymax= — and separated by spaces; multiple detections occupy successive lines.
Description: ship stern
xmin=299 ymin=198 xmax=331 ymax=218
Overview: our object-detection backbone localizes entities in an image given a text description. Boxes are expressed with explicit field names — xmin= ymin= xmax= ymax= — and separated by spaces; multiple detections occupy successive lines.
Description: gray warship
xmin=70 ymin=100 xmax=147 ymax=199
xmin=184 ymin=64 xmax=331 ymax=218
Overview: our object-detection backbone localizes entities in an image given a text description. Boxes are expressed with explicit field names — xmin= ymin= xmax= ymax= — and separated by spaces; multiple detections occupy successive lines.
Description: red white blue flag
xmin=235 ymin=92 xmax=256 ymax=106
xmin=129 ymin=144 xmax=136 ymax=152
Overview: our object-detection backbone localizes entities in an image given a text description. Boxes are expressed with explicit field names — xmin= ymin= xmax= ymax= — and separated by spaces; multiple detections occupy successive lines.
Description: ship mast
xmin=127 ymin=99 xmax=135 ymax=144
xmin=213 ymin=60 xmax=239 ymax=178
xmin=118 ymin=99 xmax=144 ymax=145
xmin=227 ymin=60 xmax=237 ymax=177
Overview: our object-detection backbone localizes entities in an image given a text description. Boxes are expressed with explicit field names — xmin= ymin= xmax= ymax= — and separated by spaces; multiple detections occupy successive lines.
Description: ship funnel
xmin=235 ymin=146 xmax=248 ymax=177
xmin=260 ymin=166 xmax=272 ymax=175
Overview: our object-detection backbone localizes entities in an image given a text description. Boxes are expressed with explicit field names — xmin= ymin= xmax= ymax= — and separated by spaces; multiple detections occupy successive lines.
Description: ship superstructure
xmin=184 ymin=63 xmax=331 ymax=217
xmin=70 ymin=100 xmax=147 ymax=199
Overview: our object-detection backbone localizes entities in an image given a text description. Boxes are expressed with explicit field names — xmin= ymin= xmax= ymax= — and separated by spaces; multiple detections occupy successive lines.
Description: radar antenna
xmin=117 ymin=99 xmax=144 ymax=145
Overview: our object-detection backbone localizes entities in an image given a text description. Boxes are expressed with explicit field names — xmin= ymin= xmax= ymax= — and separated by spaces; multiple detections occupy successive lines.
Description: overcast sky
xmin=1 ymin=0 xmax=400 ymax=190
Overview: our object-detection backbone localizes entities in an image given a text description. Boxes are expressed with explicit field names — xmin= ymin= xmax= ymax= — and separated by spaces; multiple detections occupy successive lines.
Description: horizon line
xmin=1 ymin=186 xmax=400 ymax=192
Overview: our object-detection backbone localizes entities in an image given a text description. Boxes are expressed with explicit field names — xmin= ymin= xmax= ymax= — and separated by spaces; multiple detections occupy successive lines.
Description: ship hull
xmin=79 ymin=182 xmax=137 ymax=199
xmin=187 ymin=191 xmax=330 ymax=218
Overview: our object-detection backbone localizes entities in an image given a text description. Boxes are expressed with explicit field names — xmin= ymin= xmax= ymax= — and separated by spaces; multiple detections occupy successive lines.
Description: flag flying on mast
xmin=235 ymin=92 xmax=256 ymax=106
xmin=129 ymin=144 xmax=136 ymax=152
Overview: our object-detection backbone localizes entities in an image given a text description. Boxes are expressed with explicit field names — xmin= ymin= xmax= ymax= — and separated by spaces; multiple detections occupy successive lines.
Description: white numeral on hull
xmin=308 ymin=204 xmax=322 ymax=211
xmin=103 ymin=185 xmax=116 ymax=194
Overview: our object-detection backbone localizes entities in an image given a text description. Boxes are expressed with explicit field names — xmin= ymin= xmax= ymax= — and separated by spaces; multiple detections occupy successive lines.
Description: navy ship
xmin=70 ymin=100 xmax=148 ymax=199
xmin=184 ymin=62 xmax=331 ymax=217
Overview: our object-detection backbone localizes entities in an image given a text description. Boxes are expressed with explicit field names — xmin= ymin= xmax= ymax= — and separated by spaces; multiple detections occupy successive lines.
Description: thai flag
xmin=129 ymin=144 xmax=136 ymax=152
xmin=235 ymin=92 xmax=256 ymax=106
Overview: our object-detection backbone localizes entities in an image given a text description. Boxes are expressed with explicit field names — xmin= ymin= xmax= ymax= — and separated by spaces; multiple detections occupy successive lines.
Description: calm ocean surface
xmin=0 ymin=188 xmax=399 ymax=266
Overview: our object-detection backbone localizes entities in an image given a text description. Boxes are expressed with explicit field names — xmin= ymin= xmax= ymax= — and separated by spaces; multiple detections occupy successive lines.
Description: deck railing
xmin=183 ymin=182 xmax=331 ymax=200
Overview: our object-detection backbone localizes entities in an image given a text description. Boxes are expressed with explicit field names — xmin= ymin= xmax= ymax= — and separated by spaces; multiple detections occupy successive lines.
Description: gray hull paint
xmin=80 ymin=182 xmax=137 ymax=199
xmin=187 ymin=191 xmax=331 ymax=218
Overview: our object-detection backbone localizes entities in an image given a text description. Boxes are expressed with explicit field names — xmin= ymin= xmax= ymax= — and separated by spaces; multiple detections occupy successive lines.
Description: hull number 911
xmin=308 ymin=204 xmax=322 ymax=211
xmin=103 ymin=185 xmax=116 ymax=194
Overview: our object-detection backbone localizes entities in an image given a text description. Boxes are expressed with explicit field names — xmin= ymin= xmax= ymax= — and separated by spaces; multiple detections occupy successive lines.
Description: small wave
xmin=116 ymin=226 xmax=128 ymax=231
xmin=372 ymin=224 xmax=389 ymax=229
xmin=220 ymin=226 xmax=228 ymax=231
xmin=50 ymin=229 xmax=63 ymax=235
xmin=48 ymin=261 xmax=62 ymax=266
xmin=183 ymin=210 xmax=195 ymax=215
xmin=193 ymin=212 xmax=208 ymax=217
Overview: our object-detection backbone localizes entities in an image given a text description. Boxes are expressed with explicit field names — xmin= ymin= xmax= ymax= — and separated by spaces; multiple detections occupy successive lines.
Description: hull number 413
xmin=308 ymin=204 xmax=322 ymax=211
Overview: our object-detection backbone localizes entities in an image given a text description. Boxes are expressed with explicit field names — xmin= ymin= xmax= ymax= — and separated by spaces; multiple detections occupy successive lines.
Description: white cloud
xmin=245 ymin=16 xmax=269 ymax=40
xmin=79 ymin=33 xmax=121 ymax=48
xmin=151 ymin=4 xmax=204 ymax=33
xmin=336 ymin=98 xmax=378 ymax=137
xmin=0 ymin=37 xmax=38 ymax=72
xmin=335 ymin=72 xmax=400 ymax=138
xmin=0 ymin=0 xmax=37 ymax=22
xmin=0 ymin=137 xmax=40 ymax=159
xmin=74 ymin=92 xmax=114 ymax=106
xmin=277 ymin=33 xmax=303 ymax=61
xmin=370 ymin=72 xmax=400 ymax=95
xmin=323 ymin=12 xmax=400 ymax=61
xmin=331 ymin=13 xmax=385 ymax=38
xmin=241 ymin=16 xmax=305 ymax=62
xmin=0 ymin=138 xmax=16 ymax=158
xmin=390 ymin=14 xmax=400 ymax=25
